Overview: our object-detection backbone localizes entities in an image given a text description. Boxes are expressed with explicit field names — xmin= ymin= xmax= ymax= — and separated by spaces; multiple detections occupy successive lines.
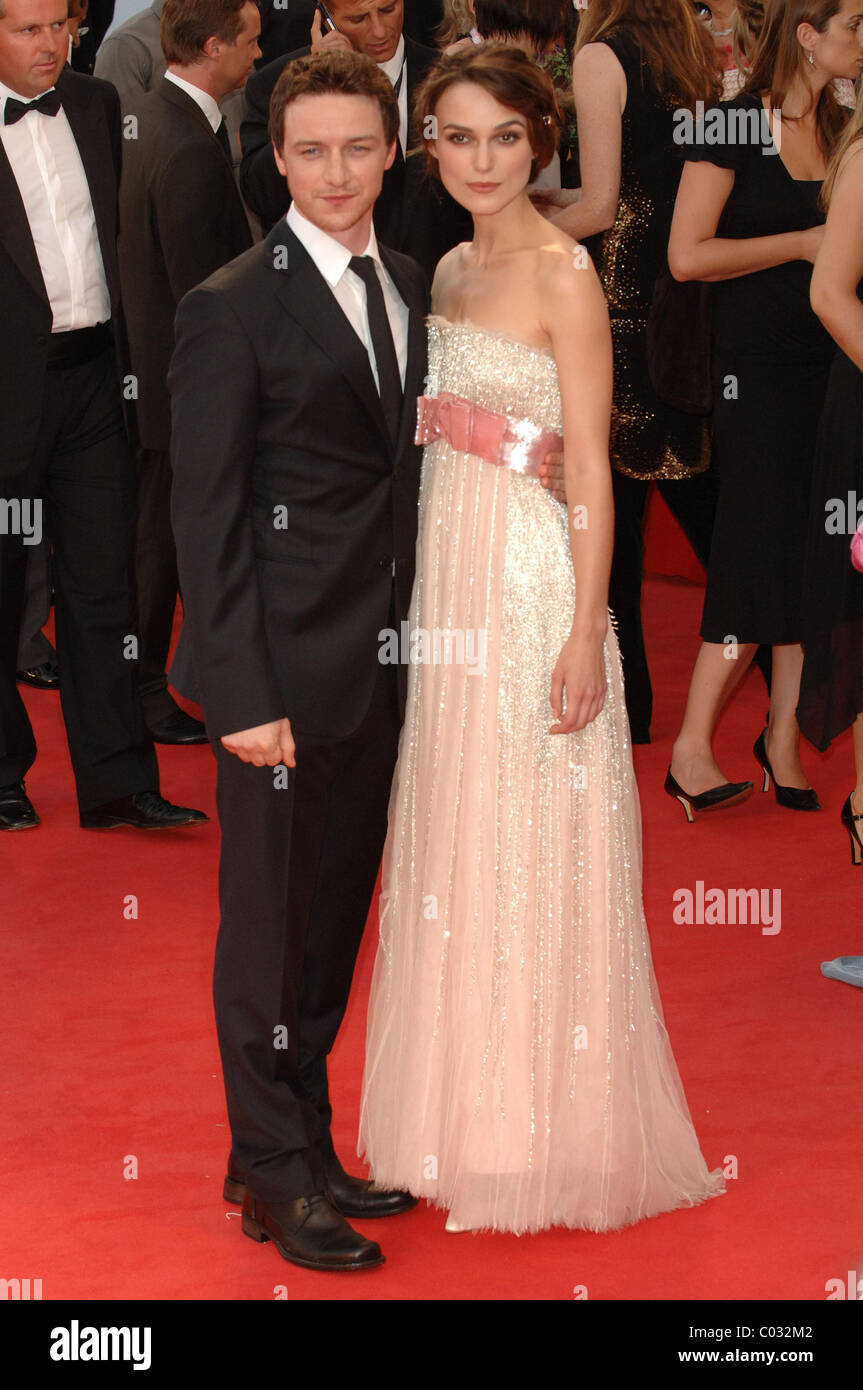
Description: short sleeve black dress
xmin=592 ymin=28 xmax=710 ymax=480
xmin=683 ymin=92 xmax=837 ymax=645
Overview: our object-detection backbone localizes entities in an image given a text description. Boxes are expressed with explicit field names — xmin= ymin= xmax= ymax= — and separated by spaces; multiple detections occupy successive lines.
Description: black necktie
xmin=349 ymin=255 xmax=403 ymax=446
xmin=4 ymin=89 xmax=62 ymax=126
xmin=215 ymin=118 xmax=232 ymax=163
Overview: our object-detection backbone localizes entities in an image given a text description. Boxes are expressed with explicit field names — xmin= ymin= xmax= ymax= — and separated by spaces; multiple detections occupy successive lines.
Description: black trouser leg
xmin=0 ymin=505 xmax=37 ymax=787
xmin=135 ymin=445 xmax=180 ymax=724
xmin=296 ymin=659 xmax=401 ymax=1140
xmin=213 ymin=739 xmax=324 ymax=1203
xmin=15 ymin=540 xmax=55 ymax=671
xmin=0 ymin=350 xmax=158 ymax=807
xmin=45 ymin=353 xmax=158 ymax=810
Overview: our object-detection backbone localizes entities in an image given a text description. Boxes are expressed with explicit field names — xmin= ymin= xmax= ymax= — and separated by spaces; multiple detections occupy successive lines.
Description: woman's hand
xmin=549 ymin=628 xmax=607 ymax=734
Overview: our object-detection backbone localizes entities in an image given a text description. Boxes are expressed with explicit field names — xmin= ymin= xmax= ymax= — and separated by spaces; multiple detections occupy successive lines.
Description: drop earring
xmin=807 ymin=50 xmax=815 ymax=65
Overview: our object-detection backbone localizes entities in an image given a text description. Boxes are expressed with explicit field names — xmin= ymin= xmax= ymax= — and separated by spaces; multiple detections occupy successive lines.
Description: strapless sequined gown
xmin=358 ymin=318 xmax=724 ymax=1234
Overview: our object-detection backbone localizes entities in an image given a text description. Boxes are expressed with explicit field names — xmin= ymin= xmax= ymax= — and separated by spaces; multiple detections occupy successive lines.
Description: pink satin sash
xmin=415 ymin=392 xmax=563 ymax=479
xmin=852 ymin=521 xmax=863 ymax=574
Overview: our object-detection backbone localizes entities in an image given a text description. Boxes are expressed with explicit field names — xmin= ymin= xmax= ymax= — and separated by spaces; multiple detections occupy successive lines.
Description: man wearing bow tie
xmin=0 ymin=0 xmax=206 ymax=831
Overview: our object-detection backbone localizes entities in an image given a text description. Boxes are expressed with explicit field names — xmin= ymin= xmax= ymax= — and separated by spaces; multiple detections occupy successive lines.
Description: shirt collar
xmin=377 ymin=34 xmax=405 ymax=86
xmin=286 ymin=201 xmax=382 ymax=288
xmin=164 ymin=70 xmax=222 ymax=134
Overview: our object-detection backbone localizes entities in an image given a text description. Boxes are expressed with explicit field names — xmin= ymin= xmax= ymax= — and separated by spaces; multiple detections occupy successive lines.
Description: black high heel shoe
xmin=753 ymin=728 xmax=820 ymax=811
xmin=664 ymin=769 xmax=753 ymax=823
xmin=841 ymin=793 xmax=863 ymax=865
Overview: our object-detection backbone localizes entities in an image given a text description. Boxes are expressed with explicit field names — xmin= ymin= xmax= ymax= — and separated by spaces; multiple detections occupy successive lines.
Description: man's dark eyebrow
xmin=289 ymin=134 xmax=379 ymax=145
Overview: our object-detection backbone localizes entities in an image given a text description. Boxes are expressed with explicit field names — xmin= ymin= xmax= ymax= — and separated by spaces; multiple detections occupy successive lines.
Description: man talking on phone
xmin=239 ymin=0 xmax=470 ymax=277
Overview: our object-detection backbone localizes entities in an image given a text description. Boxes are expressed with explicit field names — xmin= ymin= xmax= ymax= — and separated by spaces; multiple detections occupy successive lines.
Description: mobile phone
xmin=315 ymin=1 xmax=338 ymax=31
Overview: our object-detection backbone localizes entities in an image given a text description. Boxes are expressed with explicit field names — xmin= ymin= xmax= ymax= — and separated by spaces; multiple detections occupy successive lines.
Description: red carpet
xmin=3 ymin=572 xmax=862 ymax=1302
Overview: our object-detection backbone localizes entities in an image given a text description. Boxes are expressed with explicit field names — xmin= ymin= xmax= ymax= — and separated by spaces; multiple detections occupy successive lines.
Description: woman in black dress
xmin=665 ymin=0 xmax=863 ymax=821
xmin=800 ymin=90 xmax=863 ymax=862
xmin=551 ymin=0 xmax=719 ymax=743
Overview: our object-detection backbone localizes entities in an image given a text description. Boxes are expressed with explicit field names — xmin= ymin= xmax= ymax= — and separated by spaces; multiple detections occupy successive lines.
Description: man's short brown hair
xmin=268 ymin=48 xmax=400 ymax=155
xmin=160 ymin=0 xmax=248 ymax=66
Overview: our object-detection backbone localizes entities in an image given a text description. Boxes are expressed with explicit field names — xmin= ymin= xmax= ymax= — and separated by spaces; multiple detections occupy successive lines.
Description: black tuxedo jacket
xmin=169 ymin=222 xmax=428 ymax=742
xmin=239 ymin=36 xmax=471 ymax=280
xmin=0 ymin=69 xmax=126 ymax=474
xmin=118 ymin=77 xmax=253 ymax=451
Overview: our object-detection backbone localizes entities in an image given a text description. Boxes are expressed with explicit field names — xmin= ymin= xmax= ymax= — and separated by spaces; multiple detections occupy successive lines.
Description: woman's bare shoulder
xmin=533 ymin=237 xmax=597 ymax=298
xmin=431 ymin=242 xmax=469 ymax=306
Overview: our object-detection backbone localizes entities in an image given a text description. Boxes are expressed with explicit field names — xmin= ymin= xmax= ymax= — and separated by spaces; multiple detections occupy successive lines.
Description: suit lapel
xmin=0 ymin=142 xmax=48 ymax=307
xmin=156 ymin=77 xmax=231 ymax=167
xmin=379 ymin=243 xmax=427 ymax=461
xmin=266 ymin=223 xmax=392 ymax=448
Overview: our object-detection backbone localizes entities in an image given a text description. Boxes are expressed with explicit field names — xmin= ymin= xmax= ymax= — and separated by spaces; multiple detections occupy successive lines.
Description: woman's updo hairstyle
xmin=413 ymin=41 xmax=562 ymax=184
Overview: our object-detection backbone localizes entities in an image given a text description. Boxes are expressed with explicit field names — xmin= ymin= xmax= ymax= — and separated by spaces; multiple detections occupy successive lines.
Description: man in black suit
xmin=170 ymin=48 xmax=426 ymax=1273
xmin=118 ymin=0 xmax=260 ymax=745
xmin=239 ymin=0 xmax=471 ymax=279
xmin=0 ymin=0 xmax=205 ymax=832
xmin=254 ymin=0 xmax=316 ymax=69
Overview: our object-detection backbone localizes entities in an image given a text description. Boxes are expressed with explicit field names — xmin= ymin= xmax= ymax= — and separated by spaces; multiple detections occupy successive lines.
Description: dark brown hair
xmin=744 ymin=0 xmax=848 ymax=157
xmin=413 ymin=41 xmax=562 ymax=183
xmin=269 ymin=48 xmax=400 ymax=154
xmin=575 ymin=0 xmax=719 ymax=110
xmin=474 ymin=0 xmax=568 ymax=46
xmin=160 ymin=0 xmax=249 ymax=65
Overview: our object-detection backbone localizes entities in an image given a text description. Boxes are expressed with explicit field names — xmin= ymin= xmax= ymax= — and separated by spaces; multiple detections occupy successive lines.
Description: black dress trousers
xmin=0 ymin=343 xmax=158 ymax=807
xmin=134 ymin=445 xmax=181 ymax=724
xmin=212 ymin=633 xmax=402 ymax=1203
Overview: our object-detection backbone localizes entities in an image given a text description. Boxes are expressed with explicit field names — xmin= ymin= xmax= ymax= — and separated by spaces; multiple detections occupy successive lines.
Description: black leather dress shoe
xmin=241 ymin=1191 xmax=384 ymax=1272
xmin=324 ymin=1158 xmax=418 ymax=1218
xmin=0 ymin=781 xmax=39 ymax=830
xmin=16 ymin=661 xmax=60 ymax=690
xmin=146 ymin=707 xmax=208 ymax=745
xmin=224 ymin=1150 xmax=417 ymax=1219
xmin=80 ymin=790 xmax=208 ymax=829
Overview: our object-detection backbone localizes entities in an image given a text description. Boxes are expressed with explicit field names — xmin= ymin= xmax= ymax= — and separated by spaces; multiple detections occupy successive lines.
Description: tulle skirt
xmin=358 ymin=434 xmax=724 ymax=1235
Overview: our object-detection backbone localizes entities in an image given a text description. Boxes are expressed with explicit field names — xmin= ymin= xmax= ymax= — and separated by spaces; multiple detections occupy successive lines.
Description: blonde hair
xmin=732 ymin=0 xmax=765 ymax=72
xmin=822 ymin=82 xmax=863 ymax=206
xmin=437 ymin=0 xmax=476 ymax=48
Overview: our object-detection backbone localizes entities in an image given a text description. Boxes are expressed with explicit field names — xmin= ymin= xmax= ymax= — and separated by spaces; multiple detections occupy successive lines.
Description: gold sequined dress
xmin=358 ymin=318 xmax=724 ymax=1234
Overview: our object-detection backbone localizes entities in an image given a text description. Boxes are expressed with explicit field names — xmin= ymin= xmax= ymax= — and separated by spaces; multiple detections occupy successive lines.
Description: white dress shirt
xmin=163 ymin=69 xmax=223 ymax=133
xmin=286 ymin=201 xmax=408 ymax=390
xmin=0 ymin=79 xmax=111 ymax=332
xmin=378 ymin=34 xmax=407 ymax=154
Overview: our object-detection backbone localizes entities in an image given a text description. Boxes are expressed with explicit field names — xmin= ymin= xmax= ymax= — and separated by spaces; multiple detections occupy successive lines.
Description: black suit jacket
xmin=0 ymin=69 xmax=126 ymax=474
xmin=254 ymin=0 xmax=317 ymax=69
xmin=169 ymin=222 xmax=428 ymax=742
xmin=118 ymin=77 xmax=253 ymax=451
xmin=239 ymin=36 xmax=471 ymax=279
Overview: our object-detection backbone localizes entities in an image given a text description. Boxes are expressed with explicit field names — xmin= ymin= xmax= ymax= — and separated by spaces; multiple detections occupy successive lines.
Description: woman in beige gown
xmin=359 ymin=43 xmax=724 ymax=1236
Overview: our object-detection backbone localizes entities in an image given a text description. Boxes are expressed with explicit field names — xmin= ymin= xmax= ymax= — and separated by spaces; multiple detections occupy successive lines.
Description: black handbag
xmin=646 ymin=271 xmax=713 ymax=415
